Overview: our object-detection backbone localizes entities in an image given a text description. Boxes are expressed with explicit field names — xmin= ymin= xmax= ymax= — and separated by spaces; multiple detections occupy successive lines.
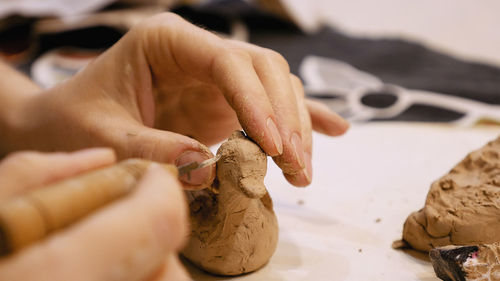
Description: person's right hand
xmin=0 ymin=148 xmax=190 ymax=281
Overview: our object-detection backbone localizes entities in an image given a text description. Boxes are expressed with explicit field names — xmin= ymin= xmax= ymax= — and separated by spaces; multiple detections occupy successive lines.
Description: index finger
xmin=134 ymin=13 xmax=283 ymax=156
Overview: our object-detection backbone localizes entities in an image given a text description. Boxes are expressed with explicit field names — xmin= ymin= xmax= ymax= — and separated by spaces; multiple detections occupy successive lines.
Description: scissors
xmin=300 ymin=55 xmax=500 ymax=126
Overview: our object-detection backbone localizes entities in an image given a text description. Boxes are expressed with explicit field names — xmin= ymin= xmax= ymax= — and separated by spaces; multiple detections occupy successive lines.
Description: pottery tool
xmin=177 ymin=154 xmax=221 ymax=180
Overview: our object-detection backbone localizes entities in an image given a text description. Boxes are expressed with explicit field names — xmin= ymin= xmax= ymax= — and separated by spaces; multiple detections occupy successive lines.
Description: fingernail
xmin=286 ymin=152 xmax=312 ymax=186
xmin=175 ymin=151 xmax=212 ymax=186
xmin=266 ymin=117 xmax=283 ymax=155
xmin=291 ymin=132 xmax=305 ymax=169
xmin=72 ymin=147 xmax=115 ymax=159
xmin=304 ymin=151 xmax=312 ymax=183
xmin=70 ymin=147 xmax=116 ymax=164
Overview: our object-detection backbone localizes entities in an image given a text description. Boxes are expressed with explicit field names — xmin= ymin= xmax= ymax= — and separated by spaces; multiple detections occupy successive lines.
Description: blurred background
xmin=1 ymin=0 xmax=499 ymax=125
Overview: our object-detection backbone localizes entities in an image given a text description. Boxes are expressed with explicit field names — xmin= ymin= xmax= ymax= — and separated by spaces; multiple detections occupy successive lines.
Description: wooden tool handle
xmin=0 ymin=159 xmax=177 ymax=256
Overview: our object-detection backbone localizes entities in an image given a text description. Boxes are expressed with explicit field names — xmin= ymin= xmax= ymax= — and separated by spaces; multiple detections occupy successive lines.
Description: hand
xmin=10 ymin=13 xmax=348 ymax=188
xmin=0 ymin=148 xmax=190 ymax=281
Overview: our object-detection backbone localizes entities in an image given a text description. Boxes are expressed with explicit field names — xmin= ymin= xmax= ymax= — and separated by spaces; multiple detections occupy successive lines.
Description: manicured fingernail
xmin=266 ymin=118 xmax=283 ymax=155
xmin=175 ymin=151 xmax=212 ymax=186
xmin=291 ymin=132 xmax=305 ymax=169
xmin=286 ymin=152 xmax=312 ymax=186
xmin=284 ymin=170 xmax=310 ymax=187
xmin=72 ymin=147 xmax=115 ymax=159
xmin=304 ymin=152 xmax=312 ymax=183
xmin=71 ymin=147 xmax=116 ymax=164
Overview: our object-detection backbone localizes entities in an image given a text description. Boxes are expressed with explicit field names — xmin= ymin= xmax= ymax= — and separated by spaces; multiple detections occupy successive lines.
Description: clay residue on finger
xmin=402 ymin=137 xmax=500 ymax=252
xmin=181 ymin=131 xmax=278 ymax=276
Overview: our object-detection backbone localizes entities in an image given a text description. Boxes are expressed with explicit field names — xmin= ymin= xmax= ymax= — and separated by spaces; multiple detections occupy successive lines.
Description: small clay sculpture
xmin=182 ymin=131 xmax=279 ymax=276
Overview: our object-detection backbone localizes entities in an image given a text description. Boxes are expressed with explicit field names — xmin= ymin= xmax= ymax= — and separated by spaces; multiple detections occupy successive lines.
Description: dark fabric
xmin=4 ymin=0 xmax=497 ymax=122
xmin=174 ymin=3 xmax=500 ymax=122
xmin=249 ymin=24 xmax=500 ymax=105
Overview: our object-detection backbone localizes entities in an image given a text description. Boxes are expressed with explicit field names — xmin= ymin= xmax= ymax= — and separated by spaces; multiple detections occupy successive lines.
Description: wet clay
xmin=182 ymin=131 xmax=279 ymax=276
xmin=403 ymin=137 xmax=500 ymax=252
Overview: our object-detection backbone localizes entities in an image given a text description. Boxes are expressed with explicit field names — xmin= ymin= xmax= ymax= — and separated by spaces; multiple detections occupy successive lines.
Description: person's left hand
xmin=5 ymin=13 xmax=348 ymax=189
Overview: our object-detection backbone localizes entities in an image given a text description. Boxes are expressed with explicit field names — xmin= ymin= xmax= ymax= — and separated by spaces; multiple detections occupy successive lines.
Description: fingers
xmin=0 ymin=165 xmax=188 ymax=281
xmin=230 ymin=41 xmax=308 ymax=182
xmin=209 ymin=48 xmax=284 ymax=157
xmin=281 ymin=74 xmax=313 ymax=186
xmin=116 ymin=124 xmax=215 ymax=190
xmin=306 ymin=99 xmax=350 ymax=136
xmin=0 ymin=148 xmax=116 ymax=200
xmin=134 ymin=13 xmax=283 ymax=157
xmin=148 ymin=255 xmax=191 ymax=281
xmin=129 ymin=13 xmax=346 ymax=187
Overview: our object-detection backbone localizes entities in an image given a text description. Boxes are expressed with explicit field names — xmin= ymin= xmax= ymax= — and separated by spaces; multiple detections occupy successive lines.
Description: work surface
xmin=185 ymin=123 xmax=500 ymax=281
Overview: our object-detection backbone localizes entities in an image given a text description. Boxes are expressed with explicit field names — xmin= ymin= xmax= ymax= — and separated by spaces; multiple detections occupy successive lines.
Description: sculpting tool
xmin=177 ymin=154 xmax=221 ymax=180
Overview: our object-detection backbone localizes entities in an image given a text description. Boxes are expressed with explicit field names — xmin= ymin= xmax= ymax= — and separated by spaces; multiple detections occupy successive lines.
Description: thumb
xmin=115 ymin=124 xmax=215 ymax=190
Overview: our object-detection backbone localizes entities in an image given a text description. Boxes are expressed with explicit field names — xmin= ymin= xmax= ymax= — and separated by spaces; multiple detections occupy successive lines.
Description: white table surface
xmin=283 ymin=0 xmax=500 ymax=67
xmin=186 ymin=122 xmax=500 ymax=281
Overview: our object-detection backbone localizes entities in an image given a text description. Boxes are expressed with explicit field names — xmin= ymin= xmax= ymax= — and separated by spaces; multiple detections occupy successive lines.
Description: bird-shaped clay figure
xmin=182 ymin=131 xmax=278 ymax=276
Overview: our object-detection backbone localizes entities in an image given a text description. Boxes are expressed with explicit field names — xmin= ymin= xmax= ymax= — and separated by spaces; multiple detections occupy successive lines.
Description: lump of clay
xmin=182 ymin=131 xmax=279 ymax=276
xmin=402 ymin=137 xmax=500 ymax=252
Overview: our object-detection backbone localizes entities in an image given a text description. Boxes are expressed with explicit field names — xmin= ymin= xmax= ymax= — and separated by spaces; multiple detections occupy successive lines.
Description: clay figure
xmin=182 ymin=131 xmax=279 ymax=276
